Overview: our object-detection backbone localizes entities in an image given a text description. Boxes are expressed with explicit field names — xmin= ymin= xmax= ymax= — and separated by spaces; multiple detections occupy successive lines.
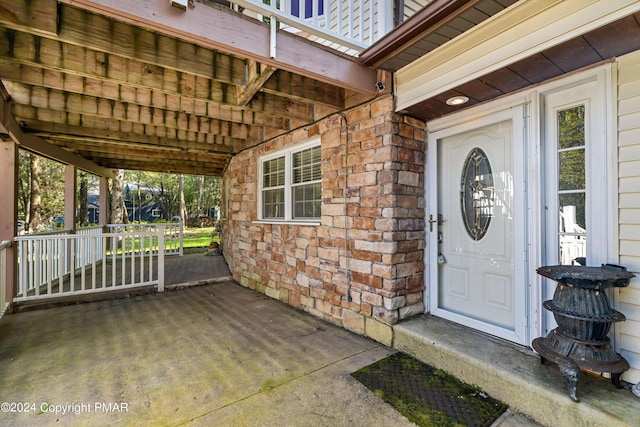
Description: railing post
xmin=157 ymin=227 xmax=165 ymax=292
xmin=270 ymin=14 xmax=277 ymax=58
xmin=0 ymin=241 xmax=12 ymax=317
xmin=378 ymin=0 xmax=395 ymax=40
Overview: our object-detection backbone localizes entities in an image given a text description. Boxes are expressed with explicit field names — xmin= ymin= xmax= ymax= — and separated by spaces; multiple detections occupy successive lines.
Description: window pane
xmin=293 ymin=146 xmax=321 ymax=184
xmin=263 ymin=156 xmax=285 ymax=188
xmin=558 ymin=193 xmax=586 ymax=265
xmin=559 ymin=193 xmax=586 ymax=231
xmin=291 ymin=0 xmax=324 ymax=18
xmin=558 ymin=149 xmax=585 ymax=191
xmin=263 ymin=188 xmax=285 ymax=218
xmin=293 ymin=183 xmax=321 ymax=219
xmin=558 ymin=106 xmax=585 ymax=149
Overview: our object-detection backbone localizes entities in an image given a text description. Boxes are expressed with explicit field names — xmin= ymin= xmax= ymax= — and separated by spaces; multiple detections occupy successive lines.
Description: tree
xmin=77 ymin=172 xmax=89 ymax=227
xmin=179 ymin=174 xmax=186 ymax=222
xmin=196 ymin=175 xmax=205 ymax=215
xmin=110 ymin=169 xmax=126 ymax=224
xmin=17 ymin=151 xmax=64 ymax=232
xmin=17 ymin=150 xmax=30 ymax=223
xmin=28 ymin=154 xmax=41 ymax=232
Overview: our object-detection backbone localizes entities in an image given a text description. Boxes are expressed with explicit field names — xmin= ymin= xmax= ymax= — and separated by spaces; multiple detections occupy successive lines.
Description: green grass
xmin=182 ymin=226 xmax=220 ymax=254
xmin=107 ymin=226 xmax=219 ymax=255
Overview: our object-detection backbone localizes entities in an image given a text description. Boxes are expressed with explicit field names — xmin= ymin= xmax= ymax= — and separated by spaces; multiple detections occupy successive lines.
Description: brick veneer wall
xmin=222 ymin=96 xmax=425 ymax=345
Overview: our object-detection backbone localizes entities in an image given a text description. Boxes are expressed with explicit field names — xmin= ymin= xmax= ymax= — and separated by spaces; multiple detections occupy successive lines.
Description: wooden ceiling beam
xmin=0 ymin=13 xmax=346 ymax=116
xmin=84 ymin=155 xmax=229 ymax=170
xmin=0 ymin=0 xmax=246 ymax=86
xmin=56 ymin=0 xmax=378 ymax=95
xmin=0 ymin=0 xmax=58 ymax=37
xmin=0 ymin=30 xmax=316 ymax=122
xmin=61 ymin=144 xmax=229 ymax=165
xmin=0 ymin=85 xmax=113 ymax=178
xmin=7 ymin=83 xmax=263 ymax=140
xmin=12 ymin=104 xmax=249 ymax=146
xmin=246 ymin=91 xmax=314 ymax=123
xmin=260 ymin=70 xmax=345 ymax=110
xmin=26 ymin=121 xmax=240 ymax=154
xmin=0 ymin=0 xmax=371 ymax=175
xmin=94 ymin=158 xmax=226 ymax=175
xmin=0 ymin=60 xmax=291 ymax=130
xmin=237 ymin=61 xmax=276 ymax=106
xmin=49 ymin=139 xmax=228 ymax=159
xmin=0 ymin=29 xmax=238 ymax=105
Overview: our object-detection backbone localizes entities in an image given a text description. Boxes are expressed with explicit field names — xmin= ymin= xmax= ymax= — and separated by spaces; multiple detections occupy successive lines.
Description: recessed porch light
xmin=446 ymin=96 xmax=469 ymax=106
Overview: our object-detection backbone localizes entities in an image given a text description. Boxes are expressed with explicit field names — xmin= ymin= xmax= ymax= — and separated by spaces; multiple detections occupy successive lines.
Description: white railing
xmin=106 ymin=222 xmax=183 ymax=256
xmin=13 ymin=225 xmax=175 ymax=302
xmin=0 ymin=240 xmax=11 ymax=318
xmin=233 ymin=0 xmax=394 ymax=55
xmin=76 ymin=225 xmax=107 ymax=267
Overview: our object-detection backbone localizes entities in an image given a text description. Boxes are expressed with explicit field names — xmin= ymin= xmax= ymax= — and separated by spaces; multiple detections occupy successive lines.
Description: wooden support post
xmin=99 ymin=176 xmax=108 ymax=226
xmin=64 ymin=165 xmax=77 ymax=232
xmin=0 ymin=136 xmax=18 ymax=307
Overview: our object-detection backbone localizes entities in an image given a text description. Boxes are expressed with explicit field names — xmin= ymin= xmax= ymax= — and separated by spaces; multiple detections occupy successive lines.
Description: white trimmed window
xmin=260 ymin=140 xmax=321 ymax=221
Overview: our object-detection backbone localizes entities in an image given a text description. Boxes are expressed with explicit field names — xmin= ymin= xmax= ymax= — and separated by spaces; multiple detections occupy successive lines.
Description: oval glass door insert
xmin=460 ymin=148 xmax=494 ymax=240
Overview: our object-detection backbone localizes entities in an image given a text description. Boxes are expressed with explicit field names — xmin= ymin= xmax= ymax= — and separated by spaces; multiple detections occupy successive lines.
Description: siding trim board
xmin=616 ymin=50 xmax=640 ymax=384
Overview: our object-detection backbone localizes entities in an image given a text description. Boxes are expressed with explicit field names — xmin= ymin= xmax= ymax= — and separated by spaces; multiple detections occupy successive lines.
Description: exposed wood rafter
xmin=0 ymin=0 xmax=378 ymax=176
xmin=237 ymin=61 xmax=276 ymax=106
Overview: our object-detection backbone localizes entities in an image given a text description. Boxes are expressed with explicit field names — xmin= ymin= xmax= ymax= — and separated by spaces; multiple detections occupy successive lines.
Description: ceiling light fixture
xmin=446 ymin=96 xmax=469 ymax=106
xmin=170 ymin=0 xmax=188 ymax=11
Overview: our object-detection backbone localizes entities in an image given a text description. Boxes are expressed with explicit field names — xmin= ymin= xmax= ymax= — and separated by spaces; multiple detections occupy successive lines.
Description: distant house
xmin=124 ymin=183 xmax=166 ymax=222
xmin=87 ymin=194 xmax=100 ymax=224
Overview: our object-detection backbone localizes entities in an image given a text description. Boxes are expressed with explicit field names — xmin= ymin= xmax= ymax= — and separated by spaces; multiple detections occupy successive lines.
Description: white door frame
xmin=538 ymin=67 xmax=614 ymax=335
xmin=424 ymin=64 xmax=614 ymax=346
xmin=427 ymin=105 xmax=529 ymax=345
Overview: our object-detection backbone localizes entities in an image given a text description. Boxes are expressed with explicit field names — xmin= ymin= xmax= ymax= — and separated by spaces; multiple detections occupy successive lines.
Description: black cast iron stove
xmin=532 ymin=264 xmax=635 ymax=402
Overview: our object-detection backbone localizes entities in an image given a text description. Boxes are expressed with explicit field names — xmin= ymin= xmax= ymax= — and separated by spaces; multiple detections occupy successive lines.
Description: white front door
xmin=428 ymin=107 xmax=527 ymax=344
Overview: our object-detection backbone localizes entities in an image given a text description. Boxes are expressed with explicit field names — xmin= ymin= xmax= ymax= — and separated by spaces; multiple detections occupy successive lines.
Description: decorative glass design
xmin=460 ymin=148 xmax=494 ymax=240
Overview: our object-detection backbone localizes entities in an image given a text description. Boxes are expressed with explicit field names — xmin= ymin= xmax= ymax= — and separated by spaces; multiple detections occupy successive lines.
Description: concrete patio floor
xmin=0 ymin=253 xmax=543 ymax=426
xmin=0 ymin=279 xmax=416 ymax=426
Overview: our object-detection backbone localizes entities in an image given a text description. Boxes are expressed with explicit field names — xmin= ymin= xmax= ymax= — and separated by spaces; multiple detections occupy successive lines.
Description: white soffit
xmin=395 ymin=0 xmax=640 ymax=112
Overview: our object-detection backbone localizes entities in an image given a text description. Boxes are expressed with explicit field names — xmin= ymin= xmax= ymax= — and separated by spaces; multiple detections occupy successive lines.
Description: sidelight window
xmin=556 ymin=105 xmax=586 ymax=265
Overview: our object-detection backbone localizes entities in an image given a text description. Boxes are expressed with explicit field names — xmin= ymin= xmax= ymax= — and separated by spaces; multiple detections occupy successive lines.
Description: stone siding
xmin=222 ymin=95 xmax=425 ymax=341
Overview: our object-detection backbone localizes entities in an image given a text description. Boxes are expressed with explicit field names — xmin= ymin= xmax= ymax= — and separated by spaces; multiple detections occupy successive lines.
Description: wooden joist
xmin=0 ymin=0 xmax=378 ymax=176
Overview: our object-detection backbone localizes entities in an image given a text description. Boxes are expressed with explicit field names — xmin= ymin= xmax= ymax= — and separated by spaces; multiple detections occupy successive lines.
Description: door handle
xmin=429 ymin=214 xmax=444 ymax=232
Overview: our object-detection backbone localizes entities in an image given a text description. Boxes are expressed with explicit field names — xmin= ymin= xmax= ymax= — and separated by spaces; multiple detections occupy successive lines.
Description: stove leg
xmin=558 ymin=361 xmax=580 ymax=402
xmin=612 ymin=373 xmax=623 ymax=389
